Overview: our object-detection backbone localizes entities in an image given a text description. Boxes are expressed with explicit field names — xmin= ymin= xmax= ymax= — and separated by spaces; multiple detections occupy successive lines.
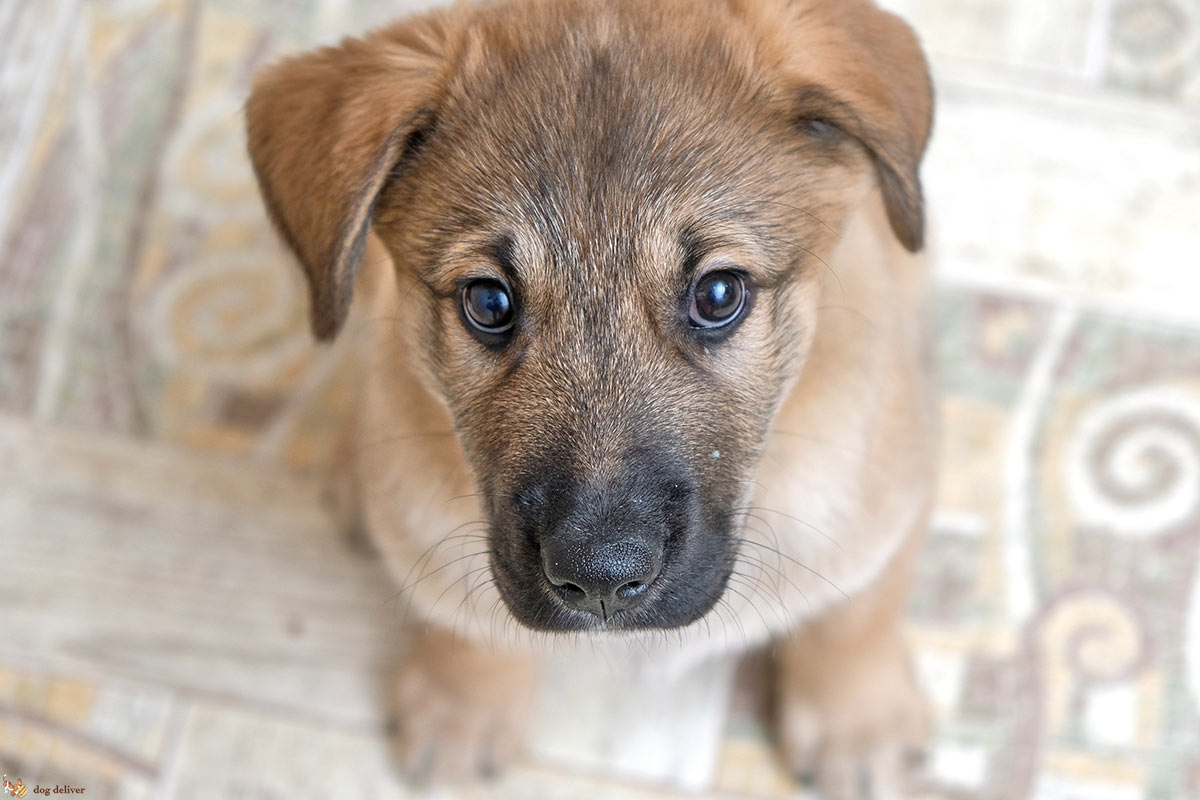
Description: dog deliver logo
xmin=3 ymin=776 xmax=28 ymax=798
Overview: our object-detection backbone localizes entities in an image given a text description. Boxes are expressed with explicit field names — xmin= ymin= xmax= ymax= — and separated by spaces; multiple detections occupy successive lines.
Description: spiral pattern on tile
xmin=1067 ymin=387 xmax=1200 ymax=537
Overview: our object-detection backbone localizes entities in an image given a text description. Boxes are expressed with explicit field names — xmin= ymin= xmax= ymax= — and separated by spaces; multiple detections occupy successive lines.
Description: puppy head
xmin=246 ymin=0 xmax=932 ymax=631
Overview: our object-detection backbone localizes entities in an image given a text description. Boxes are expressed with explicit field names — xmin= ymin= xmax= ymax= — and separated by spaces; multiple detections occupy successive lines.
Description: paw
xmin=387 ymin=630 xmax=536 ymax=785
xmin=775 ymin=635 xmax=930 ymax=800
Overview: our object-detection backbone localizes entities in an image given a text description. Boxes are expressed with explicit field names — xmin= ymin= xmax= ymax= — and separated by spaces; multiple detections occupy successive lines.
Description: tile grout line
xmin=1002 ymin=302 xmax=1079 ymax=628
xmin=935 ymin=268 xmax=1200 ymax=333
xmin=930 ymin=57 xmax=1199 ymax=135
xmin=115 ymin=0 xmax=203 ymax=436
xmin=0 ymin=1 xmax=18 ymax=48
xmin=0 ymin=0 xmax=78 ymax=255
xmin=1082 ymin=0 xmax=1117 ymax=84
xmin=151 ymin=700 xmax=190 ymax=800
xmin=0 ymin=703 xmax=158 ymax=781
xmin=32 ymin=3 xmax=101 ymax=423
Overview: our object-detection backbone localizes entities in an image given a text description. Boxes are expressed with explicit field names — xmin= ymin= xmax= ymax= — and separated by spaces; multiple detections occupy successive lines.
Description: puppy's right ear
xmin=246 ymin=12 xmax=461 ymax=340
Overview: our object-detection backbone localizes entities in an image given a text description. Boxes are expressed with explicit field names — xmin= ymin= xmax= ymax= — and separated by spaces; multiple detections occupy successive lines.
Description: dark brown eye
xmin=461 ymin=279 xmax=515 ymax=334
xmin=689 ymin=270 xmax=746 ymax=329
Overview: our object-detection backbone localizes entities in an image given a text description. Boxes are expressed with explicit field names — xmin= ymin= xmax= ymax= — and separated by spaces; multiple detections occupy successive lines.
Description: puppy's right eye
xmin=688 ymin=270 xmax=747 ymax=329
xmin=461 ymin=279 xmax=516 ymax=336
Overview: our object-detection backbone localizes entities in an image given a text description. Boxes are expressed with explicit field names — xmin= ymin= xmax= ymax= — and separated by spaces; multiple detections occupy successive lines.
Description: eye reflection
xmin=462 ymin=279 xmax=515 ymax=334
xmin=689 ymin=270 xmax=746 ymax=328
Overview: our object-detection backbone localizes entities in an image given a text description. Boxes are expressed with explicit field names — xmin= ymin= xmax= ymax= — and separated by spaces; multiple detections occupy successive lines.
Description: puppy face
xmin=246 ymin=0 xmax=931 ymax=632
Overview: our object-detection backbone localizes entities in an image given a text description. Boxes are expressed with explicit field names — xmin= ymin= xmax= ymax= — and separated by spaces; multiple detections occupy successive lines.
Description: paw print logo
xmin=2 ymin=776 xmax=27 ymax=798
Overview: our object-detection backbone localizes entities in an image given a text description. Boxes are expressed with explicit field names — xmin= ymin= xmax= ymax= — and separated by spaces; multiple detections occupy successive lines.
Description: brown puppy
xmin=246 ymin=0 xmax=935 ymax=796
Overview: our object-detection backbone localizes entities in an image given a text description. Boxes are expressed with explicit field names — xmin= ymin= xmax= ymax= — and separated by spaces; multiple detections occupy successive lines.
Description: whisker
xmin=734 ymin=546 xmax=782 ymax=604
xmin=733 ymin=510 xmax=787 ymax=585
xmin=795 ymin=240 xmax=844 ymax=299
xmin=442 ymin=490 xmax=516 ymax=506
xmin=816 ymin=304 xmax=880 ymax=335
xmin=391 ymin=520 xmax=490 ymax=601
xmin=428 ymin=561 xmax=489 ymax=628
xmin=733 ymin=506 xmax=844 ymax=552
xmin=452 ymin=570 xmax=498 ymax=640
xmin=390 ymin=539 xmax=490 ymax=618
xmin=728 ymin=569 xmax=788 ymax=631
xmin=755 ymin=197 xmax=840 ymax=238
xmin=736 ymin=529 xmax=813 ymax=614
xmin=737 ymin=537 xmax=846 ymax=600
xmin=722 ymin=578 xmax=773 ymax=635
xmin=715 ymin=596 xmax=747 ymax=648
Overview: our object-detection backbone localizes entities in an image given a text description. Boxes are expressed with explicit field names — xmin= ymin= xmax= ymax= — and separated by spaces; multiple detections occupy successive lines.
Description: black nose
xmin=541 ymin=538 xmax=662 ymax=618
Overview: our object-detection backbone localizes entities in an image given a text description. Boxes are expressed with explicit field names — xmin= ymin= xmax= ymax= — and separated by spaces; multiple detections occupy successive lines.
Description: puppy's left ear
xmin=246 ymin=10 xmax=462 ymax=339
xmin=772 ymin=0 xmax=934 ymax=251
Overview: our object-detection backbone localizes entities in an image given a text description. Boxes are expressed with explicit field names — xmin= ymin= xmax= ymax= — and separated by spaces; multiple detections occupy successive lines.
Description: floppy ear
xmin=771 ymin=0 xmax=933 ymax=251
xmin=245 ymin=11 xmax=460 ymax=339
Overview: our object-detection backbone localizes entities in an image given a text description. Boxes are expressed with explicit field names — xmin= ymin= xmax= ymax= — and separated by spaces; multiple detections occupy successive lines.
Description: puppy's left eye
xmin=689 ymin=270 xmax=746 ymax=329
xmin=461 ymin=279 xmax=516 ymax=335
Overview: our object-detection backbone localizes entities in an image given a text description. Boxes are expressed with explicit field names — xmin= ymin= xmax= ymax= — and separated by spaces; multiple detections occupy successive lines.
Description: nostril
xmin=615 ymin=581 xmax=647 ymax=600
xmin=556 ymin=581 xmax=587 ymax=602
xmin=542 ymin=537 xmax=662 ymax=615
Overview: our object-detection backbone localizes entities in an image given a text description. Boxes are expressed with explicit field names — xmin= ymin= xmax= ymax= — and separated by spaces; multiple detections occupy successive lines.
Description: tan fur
xmin=247 ymin=0 xmax=936 ymax=795
xmin=389 ymin=629 xmax=539 ymax=781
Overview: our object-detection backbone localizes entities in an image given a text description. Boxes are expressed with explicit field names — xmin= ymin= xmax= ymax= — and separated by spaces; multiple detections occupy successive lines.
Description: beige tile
xmin=881 ymin=0 xmax=1106 ymax=78
xmin=1106 ymin=0 xmax=1200 ymax=100
xmin=924 ymin=77 xmax=1200 ymax=324
xmin=0 ymin=417 xmax=403 ymax=727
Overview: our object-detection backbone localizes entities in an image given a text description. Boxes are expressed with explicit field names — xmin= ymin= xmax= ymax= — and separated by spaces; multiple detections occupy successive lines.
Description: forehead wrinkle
xmin=457 ymin=15 xmax=772 ymax=210
xmin=427 ymin=0 xmax=823 ymax=334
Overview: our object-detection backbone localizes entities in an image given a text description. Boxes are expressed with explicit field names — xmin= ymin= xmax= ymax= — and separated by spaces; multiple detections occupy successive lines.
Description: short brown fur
xmin=247 ymin=1 xmax=935 ymax=796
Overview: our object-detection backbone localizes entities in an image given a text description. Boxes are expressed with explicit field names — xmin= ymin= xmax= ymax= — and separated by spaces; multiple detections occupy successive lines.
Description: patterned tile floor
xmin=2 ymin=0 xmax=1199 ymax=798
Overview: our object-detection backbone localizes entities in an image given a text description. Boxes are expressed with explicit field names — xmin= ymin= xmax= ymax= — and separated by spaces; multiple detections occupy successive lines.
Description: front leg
xmin=774 ymin=533 xmax=930 ymax=800
xmin=388 ymin=628 xmax=540 ymax=785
